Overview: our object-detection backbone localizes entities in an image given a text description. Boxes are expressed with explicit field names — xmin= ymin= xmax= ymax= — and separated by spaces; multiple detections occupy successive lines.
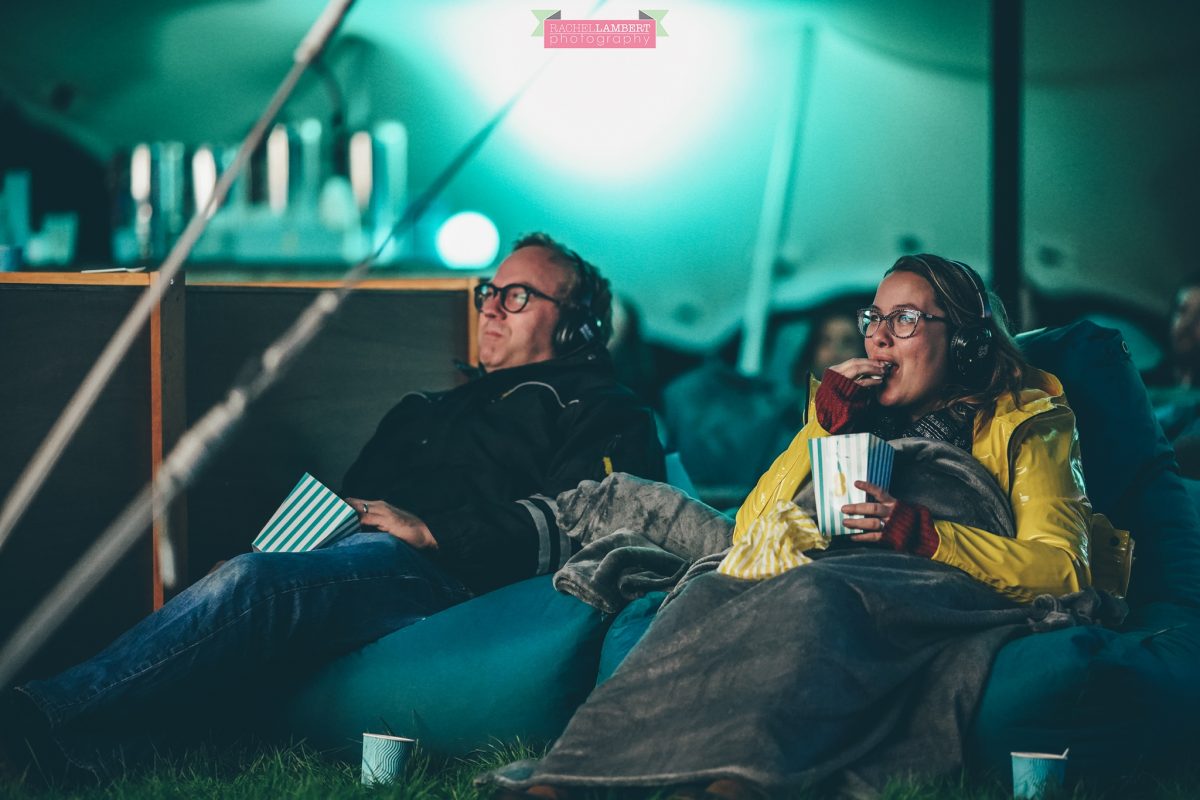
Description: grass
xmin=1 ymin=740 xmax=1196 ymax=800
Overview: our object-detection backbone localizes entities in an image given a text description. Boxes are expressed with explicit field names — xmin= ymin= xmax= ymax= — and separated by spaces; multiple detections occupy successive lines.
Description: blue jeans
xmin=16 ymin=532 xmax=471 ymax=771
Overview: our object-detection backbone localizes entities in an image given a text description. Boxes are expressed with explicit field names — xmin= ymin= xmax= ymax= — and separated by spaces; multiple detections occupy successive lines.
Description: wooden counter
xmin=0 ymin=271 xmax=183 ymax=678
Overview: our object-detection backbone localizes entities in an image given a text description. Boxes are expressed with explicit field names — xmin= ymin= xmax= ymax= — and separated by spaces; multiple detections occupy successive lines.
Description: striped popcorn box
xmin=807 ymin=433 xmax=895 ymax=536
xmin=252 ymin=473 xmax=359 ymax=552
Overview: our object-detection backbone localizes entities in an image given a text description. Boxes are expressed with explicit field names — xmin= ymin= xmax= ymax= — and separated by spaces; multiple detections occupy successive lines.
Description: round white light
xmin=436 ymin=211 xmax=501 ymax=269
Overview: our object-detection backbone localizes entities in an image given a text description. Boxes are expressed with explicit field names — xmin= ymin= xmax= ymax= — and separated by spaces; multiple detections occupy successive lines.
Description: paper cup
xmin=1011 ymin=751 xmax=1067 ymax=799
xmin=361 ymin=732 xmax=414 ymax=785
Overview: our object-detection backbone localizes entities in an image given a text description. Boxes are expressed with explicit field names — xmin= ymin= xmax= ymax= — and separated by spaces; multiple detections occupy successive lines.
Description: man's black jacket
xmin=341 ymin=347 xmax=665 ymax=594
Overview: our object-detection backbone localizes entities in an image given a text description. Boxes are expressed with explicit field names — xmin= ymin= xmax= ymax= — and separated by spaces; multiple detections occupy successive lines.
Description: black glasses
xmin=473 ymin=282 xmax=562 ymax=313
xmin=855 ymin=307 xmax=948 ymax=339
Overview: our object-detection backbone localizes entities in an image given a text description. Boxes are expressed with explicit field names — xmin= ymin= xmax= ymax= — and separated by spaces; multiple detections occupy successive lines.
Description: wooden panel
xmin=184 ymin=282 xmax=476 ymax=574
xmin=0 ymin=277 xmax=168 ymax=681
xmin=149 ymin=274 xmax=187 ymax=603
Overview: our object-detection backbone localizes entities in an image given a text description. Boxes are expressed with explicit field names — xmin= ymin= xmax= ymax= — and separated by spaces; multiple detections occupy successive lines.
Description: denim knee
xmin=198 ymin=551 xmax=280 ymax=599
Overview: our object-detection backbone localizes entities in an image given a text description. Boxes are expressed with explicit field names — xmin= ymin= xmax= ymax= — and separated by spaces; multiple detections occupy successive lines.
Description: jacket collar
xmin=991 ymin=367 xmax=1065 ymax=423
xmin=470 ymin=345 xmax=614 ymax=387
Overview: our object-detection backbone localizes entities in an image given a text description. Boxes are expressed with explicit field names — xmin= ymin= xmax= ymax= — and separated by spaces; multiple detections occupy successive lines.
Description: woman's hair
xmin=886 ymin=254 xmax=1032 ymax=427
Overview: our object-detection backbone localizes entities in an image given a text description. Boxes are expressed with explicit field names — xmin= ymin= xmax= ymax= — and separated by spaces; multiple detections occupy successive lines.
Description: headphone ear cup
xmin=554 ymin=306 xmax=600 ymax=354
xmin=950 ymin=324 xmax=994 ymax=380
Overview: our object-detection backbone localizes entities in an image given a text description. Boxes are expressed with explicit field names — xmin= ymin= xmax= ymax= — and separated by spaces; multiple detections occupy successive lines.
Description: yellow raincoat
xmin=726 ymin=369 xmax=1103 ymax=603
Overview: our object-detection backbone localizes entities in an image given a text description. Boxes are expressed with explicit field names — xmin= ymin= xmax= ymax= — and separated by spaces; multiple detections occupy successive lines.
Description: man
xmin=1 ymin=233 xmax=665 ymax=777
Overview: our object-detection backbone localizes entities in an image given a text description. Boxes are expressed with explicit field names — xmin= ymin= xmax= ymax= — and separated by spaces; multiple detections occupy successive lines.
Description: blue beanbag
xmin=1016 ymin=321 xmax=1200 ymax=608
xmin=965 ymin=322 xmax=1200 ymax=776
xmin=278 ymin=575 xmax=610 ymax=758
xmin=968 ymin=602 xmax=1200 ymax=777
xmin=596 ymin=592 xmax=666 ymax=686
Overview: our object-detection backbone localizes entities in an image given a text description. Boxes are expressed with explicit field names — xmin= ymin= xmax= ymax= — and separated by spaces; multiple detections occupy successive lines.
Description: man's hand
xmin=344 ymin=497 xmax=439 ymax=550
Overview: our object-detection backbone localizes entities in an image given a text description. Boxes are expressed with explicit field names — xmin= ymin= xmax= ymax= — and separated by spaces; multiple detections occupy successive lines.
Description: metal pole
xmin=991 ymin=0 xmax=1024 ymax=328
xmin=739 ymin=25 xmax=816 ymax=376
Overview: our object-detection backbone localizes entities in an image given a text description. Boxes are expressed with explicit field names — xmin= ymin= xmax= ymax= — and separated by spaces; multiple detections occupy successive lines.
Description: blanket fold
xmin=552 ymin=473 xmax=733 ymax=614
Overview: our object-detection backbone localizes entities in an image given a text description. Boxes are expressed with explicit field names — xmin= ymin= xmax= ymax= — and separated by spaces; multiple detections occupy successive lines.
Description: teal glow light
xmin=437 ymin=4 xmax=747 ymax=180
xmin=436 ymin=211 xmax=500 ymax=269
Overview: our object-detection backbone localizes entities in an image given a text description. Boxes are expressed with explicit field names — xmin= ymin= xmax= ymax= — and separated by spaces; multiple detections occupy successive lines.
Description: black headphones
xmin=910 ymin=255 xmax=994 ymax=382
xmin=553 ymin=280 xmax=605 ymax=354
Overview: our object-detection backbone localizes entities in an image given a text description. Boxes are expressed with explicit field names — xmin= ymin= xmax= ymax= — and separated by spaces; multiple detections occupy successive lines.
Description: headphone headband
xmin=946 ymin=259 xmax=991 ymax=321
xmin=907 ymin=255 xmax=990 ymax=322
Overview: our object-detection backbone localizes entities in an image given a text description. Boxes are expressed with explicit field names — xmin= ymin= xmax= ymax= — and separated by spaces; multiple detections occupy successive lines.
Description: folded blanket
xmin=553 ymin=473 xmax=733 ymax=613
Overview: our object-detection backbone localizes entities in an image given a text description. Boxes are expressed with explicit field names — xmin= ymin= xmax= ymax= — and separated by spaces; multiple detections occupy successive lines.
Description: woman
xmin=724 ymin=255 xmax=1089 ymax=597
xmin=486 ymin=255 xmax=1100 ymax=798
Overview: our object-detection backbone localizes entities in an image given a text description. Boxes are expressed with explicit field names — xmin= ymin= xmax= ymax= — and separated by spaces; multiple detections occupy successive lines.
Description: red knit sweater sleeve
xmin=814 ymin=368 xmax=873 ymax=434
xmin=879 ymin=500 xmax=939 ymax=558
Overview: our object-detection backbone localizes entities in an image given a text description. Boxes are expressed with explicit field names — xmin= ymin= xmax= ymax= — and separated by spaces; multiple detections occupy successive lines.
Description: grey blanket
xmin=485 ymin=556 xmax=1111 ymax=797
xmin=553 ymin=472 xmax=734 ymax=613
xmin=483 ymin=439 xmax=1116 ymax=796
xmin=555 ymin=438 xmax=1015 ymax=613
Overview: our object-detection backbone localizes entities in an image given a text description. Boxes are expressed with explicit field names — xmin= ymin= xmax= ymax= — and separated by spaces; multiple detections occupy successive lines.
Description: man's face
xmin=477 ymin=246 xmax=570 ymax=371
xmin=1172 ymin=286 xmax=1200 ymax=367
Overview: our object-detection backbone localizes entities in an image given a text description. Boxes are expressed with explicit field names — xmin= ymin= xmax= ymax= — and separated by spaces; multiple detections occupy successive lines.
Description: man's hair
xmin=886 ymin=254 xmax=1032 ymax=427
xmin=512 ymin=232 xmax=613 ymax=347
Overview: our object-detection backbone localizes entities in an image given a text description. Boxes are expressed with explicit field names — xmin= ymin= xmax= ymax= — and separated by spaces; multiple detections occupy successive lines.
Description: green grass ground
xmin=1 ymin=741 xmax=1195 ymax=800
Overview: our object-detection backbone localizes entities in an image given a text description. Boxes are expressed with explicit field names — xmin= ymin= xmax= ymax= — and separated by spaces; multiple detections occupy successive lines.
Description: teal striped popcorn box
xmin=252 ymin=473 xmax=359 ymax=552
xmin=808 ymin=433 xmax=895 ymax=536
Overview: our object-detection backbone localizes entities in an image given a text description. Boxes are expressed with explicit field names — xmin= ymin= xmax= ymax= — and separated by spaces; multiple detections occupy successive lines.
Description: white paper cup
xmin=1011 ymin=750 xmax=1067 ymax=799
xmin=361 ymin=732 xmax=414 ymax=785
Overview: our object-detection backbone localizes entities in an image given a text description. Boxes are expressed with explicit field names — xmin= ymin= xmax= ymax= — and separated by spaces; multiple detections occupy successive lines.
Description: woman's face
xmin=865 ymin=271 xmax=952 ymax=422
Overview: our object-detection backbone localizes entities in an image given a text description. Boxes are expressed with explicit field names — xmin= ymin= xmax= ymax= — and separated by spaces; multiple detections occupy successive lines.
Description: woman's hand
xmin=827 ymin=357 xmax=892 ymax=388
xmin=344 ymin=497 xmax=438 ymax=550
xmin=841 ymin=481 xmax=940 ymax=557
xmin=840 ymin=480 xmax=897 ymax=543
xmin=816 ymin=362 xmax=890 ymax=433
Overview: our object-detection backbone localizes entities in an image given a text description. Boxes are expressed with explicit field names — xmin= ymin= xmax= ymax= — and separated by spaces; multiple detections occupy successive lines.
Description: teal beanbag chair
xmin=596 ymin=592 xmax=666 ymax=686
xmin=278 ymin=575 xmax=610 ymax=758
xmin=1016 ymin=321 xmax=1200 ymax=608
xmin=966 ymin=322 xmax=1200 ymax=776
xmin=968 ymin=602 xmax=1200 ymax=778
